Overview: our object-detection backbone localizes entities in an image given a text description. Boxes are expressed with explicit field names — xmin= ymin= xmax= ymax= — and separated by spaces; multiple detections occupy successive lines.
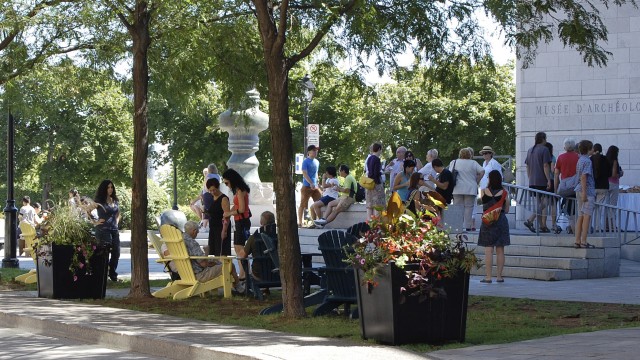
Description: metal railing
xmin=503 ymin=183 xmax=640 ymax=245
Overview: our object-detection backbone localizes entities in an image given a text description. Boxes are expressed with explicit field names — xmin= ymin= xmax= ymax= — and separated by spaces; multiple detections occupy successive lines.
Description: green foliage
xmin=118 ymin=180 xmax=170 ymax=230
xmin=39 ymin=206 xmax=93 ymax=246
xmin=0 ymin=61 xmax=133 ymax=202
xmin=180 ymin=204 xmax=200 ymax=223
xmin=306 ymin=61 xmax=515 ymax=176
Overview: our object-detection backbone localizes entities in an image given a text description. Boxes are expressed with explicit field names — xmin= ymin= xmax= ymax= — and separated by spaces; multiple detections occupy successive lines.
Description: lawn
xmin=2 ymin=268 xmax=640 ymax=353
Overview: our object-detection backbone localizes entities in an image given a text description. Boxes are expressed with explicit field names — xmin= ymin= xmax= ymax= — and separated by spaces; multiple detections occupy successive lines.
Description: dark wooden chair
xmin=312 ymin=230 xmax=359 ymax=318
xmin=346 ymin=222 xmax=370 ymax=238
xmin=242 ymin=233 xmax=281 ymax=300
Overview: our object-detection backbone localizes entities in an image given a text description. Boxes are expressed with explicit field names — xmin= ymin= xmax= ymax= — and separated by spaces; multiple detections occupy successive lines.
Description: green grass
xmin=3 ymin=267 xmax=640 ymax=352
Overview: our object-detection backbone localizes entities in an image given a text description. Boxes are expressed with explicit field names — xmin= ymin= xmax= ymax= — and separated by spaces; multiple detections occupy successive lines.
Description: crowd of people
xmin=15 ymin=133 xmax=622 ymax=290
xmin=525 ymin=132 xmax=623 ymax=249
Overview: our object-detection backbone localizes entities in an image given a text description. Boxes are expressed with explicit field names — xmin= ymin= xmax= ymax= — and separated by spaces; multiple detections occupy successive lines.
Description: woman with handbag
xmin=365 ymin=142 xmax=386 ymax=218
xmin=477 ymin=170 xmax=511 ymax=284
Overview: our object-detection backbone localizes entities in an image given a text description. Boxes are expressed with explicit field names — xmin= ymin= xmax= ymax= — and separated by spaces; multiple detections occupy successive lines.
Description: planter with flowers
xmin=34 ymin=206 xmax=108 ymax=299
xmin=348 ymin=193 xmax=478 ymax=345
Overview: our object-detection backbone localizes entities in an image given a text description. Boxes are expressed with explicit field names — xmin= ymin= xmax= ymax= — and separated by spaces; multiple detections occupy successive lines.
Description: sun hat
xmin=480 ymin=146 xmax=494 ymax=155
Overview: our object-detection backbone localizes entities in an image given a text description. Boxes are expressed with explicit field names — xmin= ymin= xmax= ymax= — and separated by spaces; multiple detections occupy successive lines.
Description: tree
xmin=0 ymin=60 xmax=133 ymax=203
xmin=247 ymin=0 xmax=633 ymax=317
xmin=0 ymin=0 xmax=93 ymax=85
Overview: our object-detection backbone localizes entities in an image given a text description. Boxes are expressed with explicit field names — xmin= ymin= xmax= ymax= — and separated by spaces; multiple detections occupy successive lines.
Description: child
xmin=574 ymin=140 xmax=596 ymax=248
xmin=310 ymin=166 xmax=340 ymax=222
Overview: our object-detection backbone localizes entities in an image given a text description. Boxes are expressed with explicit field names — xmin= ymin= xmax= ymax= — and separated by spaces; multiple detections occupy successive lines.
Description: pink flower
xmin=360 ymin=258 xmax=366 ymax=265
xmin=73 ymin=275 xmax=78 ymax=282
xmin=78 ymin=262 xmax=85 ymax=269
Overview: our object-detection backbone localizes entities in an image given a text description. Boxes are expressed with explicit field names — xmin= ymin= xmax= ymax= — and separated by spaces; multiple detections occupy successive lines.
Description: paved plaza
xmin=2 ymin=241 xmax=640 ymax=359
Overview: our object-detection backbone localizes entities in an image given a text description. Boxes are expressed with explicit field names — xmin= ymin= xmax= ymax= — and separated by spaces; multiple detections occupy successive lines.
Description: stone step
xmin=475 ymin=254 xmax=588 ymax=270
xmin=467 ymin=243 xmax=605 ymax=259
xmin=471 ymin=265 xmax=573 ymax=281
xmin=311 ymin=203 xmax=367 ymax=229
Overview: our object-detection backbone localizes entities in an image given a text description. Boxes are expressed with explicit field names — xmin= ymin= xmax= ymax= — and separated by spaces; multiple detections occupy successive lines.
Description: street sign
xmin=307 ymin=124 xmax=319 ymax=147
xmin=295 ymin=153 xmax=304 ymax=174
xmin=307 ymin=124 xmax=319 ymax=136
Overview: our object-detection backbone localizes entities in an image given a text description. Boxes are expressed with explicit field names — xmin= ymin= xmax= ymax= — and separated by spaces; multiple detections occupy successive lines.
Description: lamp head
xmin=301 ymin=74 xmax=315 ymax=102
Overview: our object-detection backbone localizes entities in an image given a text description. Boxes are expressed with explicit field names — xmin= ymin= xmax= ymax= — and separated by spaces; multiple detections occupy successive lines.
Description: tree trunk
xmin=267 ymin=65 xmax=306 ymax=318
xmin=252 ymin=0 xmax=305 ymax=317
xmin=126 ymin=0 xmax=151 ymax=298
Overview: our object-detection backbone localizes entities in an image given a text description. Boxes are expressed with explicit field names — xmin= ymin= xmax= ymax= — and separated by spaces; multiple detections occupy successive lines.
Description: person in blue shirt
xmin=298 ymin=145 xmax=322 ymax=226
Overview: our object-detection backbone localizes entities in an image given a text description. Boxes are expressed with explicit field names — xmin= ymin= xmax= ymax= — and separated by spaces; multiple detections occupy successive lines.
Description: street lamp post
xmin=3 ymin=112 xmax=19 ymax=268
xmin=300 ymin=74 xmax=315 ymax=152
xmin=172 ymin=160 xmax=178 ymax=210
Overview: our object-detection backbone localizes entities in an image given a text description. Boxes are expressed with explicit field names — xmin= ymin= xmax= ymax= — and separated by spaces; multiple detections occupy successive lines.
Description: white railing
xmin=503 ymin=183 xmax=640 ymax=245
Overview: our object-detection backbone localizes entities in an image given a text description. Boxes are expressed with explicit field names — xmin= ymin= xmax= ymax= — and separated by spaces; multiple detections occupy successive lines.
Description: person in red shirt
xmin=554 ymin=138 xmax=580 ymax=234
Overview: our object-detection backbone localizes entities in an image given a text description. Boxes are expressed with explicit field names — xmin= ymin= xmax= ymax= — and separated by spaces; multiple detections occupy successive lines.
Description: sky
xmin=362 ymin=11 xmax=516 ymax=85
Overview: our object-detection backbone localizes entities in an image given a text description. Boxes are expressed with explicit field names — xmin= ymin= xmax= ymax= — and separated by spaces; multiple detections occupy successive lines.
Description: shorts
xmin=576 ymin=192 xmax=595 ymax=216
xmin=300 ymin=185 xmax=322 ymax=208
xmin=195 ymin=263 xmax=222 ymax=282
xmin=319 ymin=195 xmax=336 ymax=205
xmin=234 ymin=217 xmax=252 ymax=246
xmin=336 ymin=196 xmax=356 ymax=212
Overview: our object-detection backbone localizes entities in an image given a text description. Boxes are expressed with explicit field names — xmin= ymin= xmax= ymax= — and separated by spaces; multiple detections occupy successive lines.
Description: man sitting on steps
xmin=314 ymin=164 xmax=357 ymax=229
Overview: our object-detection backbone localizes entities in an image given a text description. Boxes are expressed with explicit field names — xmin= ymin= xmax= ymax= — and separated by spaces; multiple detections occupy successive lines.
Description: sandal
xmin=539 ymin=226 xmax=551 ymax=233
xmin=574 ymin=243 xmax=581 ymax=249
xmin=480 ymin=279 xmax=492 ymax=284
xmin=566 ymin=226 xmax=574 ymax=234
xmin=496 ymin=279 xmax=505 ymax=283
xmin=582 ymin=243 xmax=596 ymax=249
xmin=524 ymin=220 xmax=536 ymax=233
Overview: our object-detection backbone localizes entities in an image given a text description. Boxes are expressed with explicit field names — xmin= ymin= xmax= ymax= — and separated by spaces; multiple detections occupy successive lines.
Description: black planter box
xmin=355 ymin=262 xmax=470 ymax=345
xmin=37 ymin=244 xmax=108 ymax=299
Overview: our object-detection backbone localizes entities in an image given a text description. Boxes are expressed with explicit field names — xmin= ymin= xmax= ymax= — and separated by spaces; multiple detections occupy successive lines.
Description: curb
xmin=0 ymin=311 xmax=258 ymax=360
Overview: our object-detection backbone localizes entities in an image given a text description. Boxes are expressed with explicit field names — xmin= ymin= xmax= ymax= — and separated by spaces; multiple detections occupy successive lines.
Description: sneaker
xmin=315 ymin=224 xmax=324 ymax=229
xmin=524 ymin=220 xmax=536 ymax=233
xmin=234 ymin=281 xmax=245 ymax=293
xmin=314 ymin=218 xmax=327 ymax=225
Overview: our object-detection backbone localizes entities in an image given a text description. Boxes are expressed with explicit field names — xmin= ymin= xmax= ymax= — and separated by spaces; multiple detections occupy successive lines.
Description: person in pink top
xmin=554 ymin=138 xmax=580 ymax=234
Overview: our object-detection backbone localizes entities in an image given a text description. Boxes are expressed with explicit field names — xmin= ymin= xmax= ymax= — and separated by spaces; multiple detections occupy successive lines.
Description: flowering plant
xmin=33 ymin=206 xmax=98 ymax=280
xmin=347 ymin=192 xmax=478 ymax=300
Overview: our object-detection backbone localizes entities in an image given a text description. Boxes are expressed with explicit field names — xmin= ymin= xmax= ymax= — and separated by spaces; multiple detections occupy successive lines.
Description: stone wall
xmin=516 ymin=3 xmax=640 ymax=187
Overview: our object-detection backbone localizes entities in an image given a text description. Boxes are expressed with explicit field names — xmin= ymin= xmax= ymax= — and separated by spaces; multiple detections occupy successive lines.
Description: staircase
xmin=466 ymin=232 xmax=620 ymax=280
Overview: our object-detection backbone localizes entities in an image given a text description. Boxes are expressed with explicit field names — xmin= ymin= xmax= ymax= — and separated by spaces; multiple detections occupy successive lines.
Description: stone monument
xmin=219 ymin=89 xmax=275 ymax=225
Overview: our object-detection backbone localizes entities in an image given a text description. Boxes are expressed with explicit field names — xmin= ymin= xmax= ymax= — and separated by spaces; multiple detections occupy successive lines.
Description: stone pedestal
xmin=219 ymin=89 xmax=275 ymax=226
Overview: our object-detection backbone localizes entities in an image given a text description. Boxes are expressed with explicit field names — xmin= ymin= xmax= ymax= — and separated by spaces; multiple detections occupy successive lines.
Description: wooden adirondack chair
xmin=15 ymin=222 xmax=38 ymax=284
xmin=152 ymin=224 xmax=233 ymax=300
xmin=346 ymin=222 xmax=371 ymax=238
xmin=147 ymin=230 xmax=180 ymax=282
xmin=242 ymin=232 xmax=281 ymax=300
xmin=312 ymin=230 xmax=358 ymax=317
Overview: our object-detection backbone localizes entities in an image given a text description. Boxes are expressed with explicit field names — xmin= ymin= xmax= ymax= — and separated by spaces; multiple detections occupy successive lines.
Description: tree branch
xmin=288 ymin=0 xmax=357 ymax=67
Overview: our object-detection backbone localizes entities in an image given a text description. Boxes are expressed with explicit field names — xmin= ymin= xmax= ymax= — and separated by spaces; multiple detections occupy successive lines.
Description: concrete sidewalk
xmin=2 ymin=261 xmax=640 ymax=359
xmin=0 ymin=292 xmax=424 ymax=360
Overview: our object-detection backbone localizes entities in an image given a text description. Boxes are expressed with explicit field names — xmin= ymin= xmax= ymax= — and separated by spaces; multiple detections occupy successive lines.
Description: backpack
xmin=349 ymin=177 xmax=366 ymax=203
xmin=355 ymin=183 xmax=366 ymax=202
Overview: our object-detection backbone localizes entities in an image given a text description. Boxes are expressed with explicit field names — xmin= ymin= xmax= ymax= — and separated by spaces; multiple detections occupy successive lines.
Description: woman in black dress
xmin=202 ymin=178 xmax=231 ymax=256
xmin=477 ymin=170 xmax=511 ymax=283
xmin=94 ymin=179 xmax=121 ymax=282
